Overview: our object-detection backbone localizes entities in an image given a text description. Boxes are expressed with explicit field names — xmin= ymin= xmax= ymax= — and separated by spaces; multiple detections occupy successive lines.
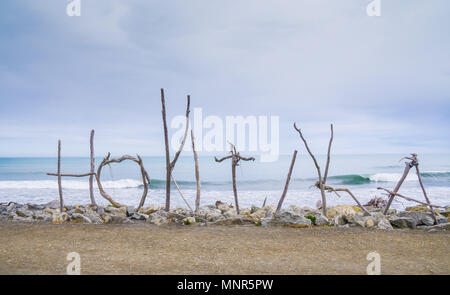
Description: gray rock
xmin=110 ymin=215 xmax=128 ymax=224
xmin=267 ymin=210 xmax=312 ymax=226
xmin=196 ymin=207 xmax=223 ymax=222
xmin=398 ymin=211 xmax=434 ymax=226
xmin=214 ymin=216 xmax=253 ymax=225
xmin=26 ymin=203 xmax=45 ymax=210
xmin=43 ymin=200 xmax=61 ymax=209
xmin=96 ymin=206 xmax=105 ymax=216
xmin=126 ymin=206 xmax=136 ymax=217
xmin=376 ymin=217 xmax=393 ymax=230
xmin=334 ymin=214 xmax=347 ymax=226
xmin=436 ymin=215 xmax=448 ymax=224
xmin=130 ymin=213 xmax=148 ymax=221
xmin=71 ymin=213 xmax=92 ymax=223
xmin=314 ymin=213 xmax=329 ymax=226
xmin=389 ymin=216 xmax=417 ymax=229
xmin=15 ymin=208 xmax=31 ymax=218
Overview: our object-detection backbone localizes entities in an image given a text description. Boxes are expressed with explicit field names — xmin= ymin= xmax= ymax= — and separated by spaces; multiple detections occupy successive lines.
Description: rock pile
xmin=1 ymin=201 xmax=449 ymax=232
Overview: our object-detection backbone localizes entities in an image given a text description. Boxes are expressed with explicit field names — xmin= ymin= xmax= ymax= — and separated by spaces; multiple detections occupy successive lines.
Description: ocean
xmin=0 ymin=154 xmax=449 ymax=210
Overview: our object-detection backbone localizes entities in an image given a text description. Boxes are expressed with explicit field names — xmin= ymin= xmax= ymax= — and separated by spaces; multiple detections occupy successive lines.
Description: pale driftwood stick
xmin=383 ymin=161 xmax=413 ymax=214
xmin=191 ymin=130 xmax=201 ymax=213
xmin=171 ymin=95 xmax=191 ymax=168
xmin=214 ymin=155 xmax=233 ymax=162
xmin=262 ymin=197 xmax=267 ymax=208
xmin=377 ymin=187 xmax=445 ymax=208
xmin=323 ymin=185 xmax=371 ymax=216
xmin=323 ymin=124 xmax=333 ymax=184
xmin=161 ymin=89 xmax=191 ymax=211
xmin=161 ymin=88 xmax=172 ymax=211
xmin=276 ymin=150 xmax=298 ymax=213
xmin=47 ymin=172 xmax=95 ymax=177
xmin=57 ymin=140 xmax=64 ymax=212
xmin=95 ymin=153 xmax=125 ymax=208
xmin=89 ymin=130 xmax=97 ymax=207
xmin=171 ymin=174 xmax=193 ymax=212
xmin=136 ymin=155 xmax=150 ymax=211
xmin=231 ymin=157 xmax=239 ymax=214
xmin=96 ymin=153 xmax=150 ymax=208
xmin=415 ymin=164 xmax=437 ymax=224
xmin=294 ymin=123 xmax=327 ymax=216
xmin=215 ymin=143 xmax=254 ymax=214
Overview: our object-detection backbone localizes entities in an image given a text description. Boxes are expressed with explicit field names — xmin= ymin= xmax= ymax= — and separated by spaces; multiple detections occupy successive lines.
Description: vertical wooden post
xmin=383 ymin=162 xmax=412 ymax=214
xmin=276 ymin=150 xmax=298 ymax=213
xmin=89 ymin=130 xmax=97 ymax=207
xmin=231 ymin=156 xmax=239 ymax=214
xmin=161 ymin=88 xmax=171 ymax=211
xmin=415 ymin=164 xmax=437 ymax=224
xmin=57 ymin=140 xmax=64 ymax=212
xmin=191 ymin=130 xmax=201 ymax=213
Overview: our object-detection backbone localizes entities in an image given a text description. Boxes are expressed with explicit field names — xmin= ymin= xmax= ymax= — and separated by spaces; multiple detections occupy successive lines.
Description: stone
xmin=249 ymin=209 xmax=267 ymax=222
xmin=389 ymin=216 xmax=416 ymax=229
xmin=196 ymin=207 xmax=223 ymax=222
xmin=183 ymin=217 xmax=196 ymax=225
xmin=101 ymin=214 xmax=112 ymax=223
xmin=313 ymin=213 xmax=329 ymax=226
xmin=52 ymin=212 xmax=70 ymax=224
xmin=327 ymin=205 xmax=361 ymax=218
xmin=70 ymin=213 xmax=92 ymax=223
xmin=214 ymin=216 xmax=253 ymax=225
xmin=44 ymin=200 xmax=61 ymax=209
xmin=142 ymin=204 xmax=162 ymax=215
xmin=96 ymin=207 xmax=105 ymax=216
xmin=110 ymin=215 xmax=127 ymax=224
xmin=130 ymin=213 xmax=148 ymax=221
xmin=74 ymin=208 xmax=85 ymax=214
xmin=15 ymin=209 xmax=31 ymax=218
xmin=436 ymin=215 xmax=448 ymax=224
xmin=365 ymin=218 xmax=375 ymax=228
xmin=398 ymin=211 xmax=434 ymax=226
xmin=126 ymin=206 xmax=136 ymax=217
xmin=334 ymin=214 xmax=347 ymax=226
xmin=376 ymin=217 xmax=393 ymax=230
xmin=405 ymin=205 xmax=430 ymax=212
xmin=267 ymin=210 xmax=312 ymax=226
xmin=217 ymin=203 xmax=233 ymax=213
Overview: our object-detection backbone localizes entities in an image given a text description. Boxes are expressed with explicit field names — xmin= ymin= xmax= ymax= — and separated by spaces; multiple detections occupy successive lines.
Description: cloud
xmin=0 ymin=0 xmax=449 ymax=156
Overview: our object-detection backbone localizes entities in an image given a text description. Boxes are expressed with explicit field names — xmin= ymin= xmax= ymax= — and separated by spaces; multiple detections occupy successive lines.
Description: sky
xmin=0 ymin=0 xmax=449 ymax=157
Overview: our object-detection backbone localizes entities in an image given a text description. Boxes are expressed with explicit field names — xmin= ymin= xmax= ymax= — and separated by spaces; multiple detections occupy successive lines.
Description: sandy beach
xmin=0 ymin=222 xmax=448 ymax=275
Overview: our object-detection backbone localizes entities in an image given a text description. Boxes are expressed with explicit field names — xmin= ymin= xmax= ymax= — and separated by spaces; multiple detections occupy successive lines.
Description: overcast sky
xmin=0 ymin=0 xmax=449 ymax=157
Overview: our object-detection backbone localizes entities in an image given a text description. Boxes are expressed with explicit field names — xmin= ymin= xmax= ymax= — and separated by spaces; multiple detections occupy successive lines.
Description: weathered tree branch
xmin=377 ymin=187 xmax=445 ymax=209
xmin=171 ymin=174 xmax=193 ymax=212
xmin=293 ymin=123 xmax=327 ymax=216
xmin=47 ymin=172 xmax=95 ymax=177
xmin=215 ymin=143 xmax=254 ymax=214
xmin=161 ymin=88 xmax=171 ymax=211
xmin=57 ymin=140 xmax=63 ymax=212
xmin=160 ymin=89 xmax=191 ymax=211
xmin=323 ymin=185 xmax=371 ymax=216
xmin=89 ymin=129 xmax=97 ymax=207
xmin=383 ymin=160 xmax=413 ymax=214
xmin=191 ymin=130 xmax=201 ymax=213
xmin=323 ymin=124 xmax=333 ymax=184
xmin=95 ymin=153 xmax=150 ymax=209
xmin=276 ymin=150 xmax=297 ymax=213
